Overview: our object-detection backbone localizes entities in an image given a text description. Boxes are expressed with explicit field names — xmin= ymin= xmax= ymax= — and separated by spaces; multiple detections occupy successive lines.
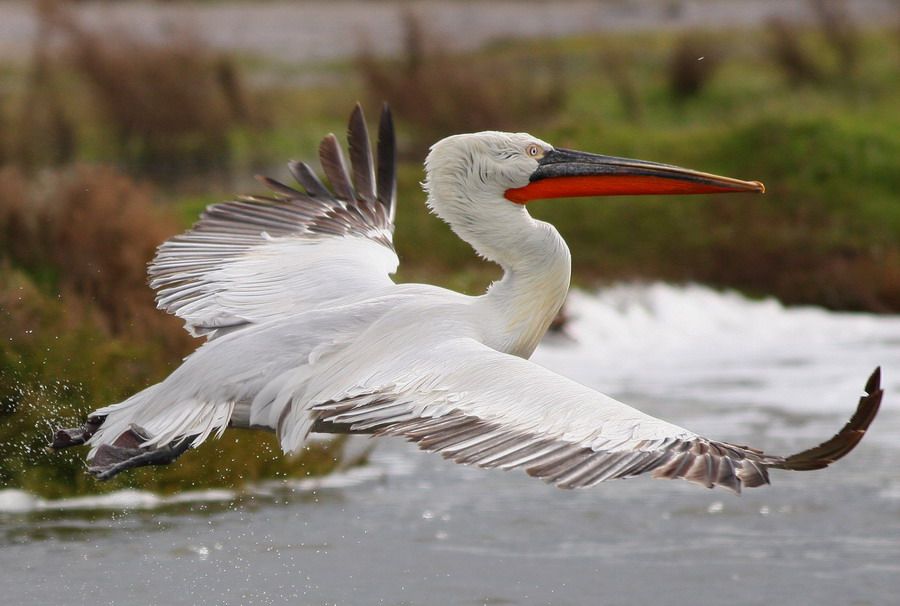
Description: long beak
xmin=505 ymin=148 xmax=764 ymax=203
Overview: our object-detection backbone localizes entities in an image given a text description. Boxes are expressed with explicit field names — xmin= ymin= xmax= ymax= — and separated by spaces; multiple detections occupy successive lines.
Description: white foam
xmin=534 ymin=283 xmax=900 ymax=413
xmin=282 ymin=464 xmax=386 ymax=491
xmin=0 ymin=487 xmax=236 ymax=513
xmin=0 ymin=453 xmax=400 ymax=513
xmin=0 ymin=489 xmax=39 ymax=513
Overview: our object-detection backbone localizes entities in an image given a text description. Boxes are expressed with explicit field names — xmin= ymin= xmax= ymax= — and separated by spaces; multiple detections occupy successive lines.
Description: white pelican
xmin=52 ymin=104 xmax=882 ymax=492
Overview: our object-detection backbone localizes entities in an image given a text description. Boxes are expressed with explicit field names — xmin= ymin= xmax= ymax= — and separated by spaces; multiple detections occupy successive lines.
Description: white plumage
xmin=53 ymin=104 xmax=882 ymax=493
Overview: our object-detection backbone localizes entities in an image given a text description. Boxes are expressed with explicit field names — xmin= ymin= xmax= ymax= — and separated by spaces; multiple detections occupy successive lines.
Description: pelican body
xmin=52 ymin=105 xmax=882 ymax=493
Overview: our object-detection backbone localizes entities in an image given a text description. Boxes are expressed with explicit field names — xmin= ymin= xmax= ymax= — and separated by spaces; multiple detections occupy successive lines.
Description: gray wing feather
xmin=318 ymin=134 xmax=355 ymax=202
xmin=148 ymin=104 xmax=399 ymax=338
xmin=309 ymin=340 xmax=882 ymax=494
xmin=288 ymin=160 xmax=331 ymax=199
xmin=348 ymin=104 xmax=376 ymax=203
xmin=316 ymin=399 xmax=765 ymax=492
xmin=376 ymin=103 xmax=396 ymax=221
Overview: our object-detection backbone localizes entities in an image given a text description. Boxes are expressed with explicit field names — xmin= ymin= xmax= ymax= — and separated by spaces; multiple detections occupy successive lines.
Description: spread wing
xmin=148 ymin=104 xmax=398 ymax=339
xmin=310 ymin=339 xmax=882 ymax=493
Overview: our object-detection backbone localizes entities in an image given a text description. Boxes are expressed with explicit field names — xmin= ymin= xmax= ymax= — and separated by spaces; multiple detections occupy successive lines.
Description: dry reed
xmin=811 ymin=0 xmax=860 ymax=77
xmin=767 ymin=17 xmax=825 ymax=85
xmin=599 ymin=47 xmax=643 ymax=122
xmin=37 ymin=0 xmax=258 ymax=179
xmin=667 ymin=35 xmax=721 ymax=100
xmin=358 ymin=11 xmax=565 ymax=154
xmin=0 ymin=165 xmax=190 ymax=352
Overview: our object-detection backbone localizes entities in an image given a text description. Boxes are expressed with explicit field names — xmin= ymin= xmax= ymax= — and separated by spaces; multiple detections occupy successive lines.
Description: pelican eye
xmin=525 ymin=144 xmax=542 ymax=158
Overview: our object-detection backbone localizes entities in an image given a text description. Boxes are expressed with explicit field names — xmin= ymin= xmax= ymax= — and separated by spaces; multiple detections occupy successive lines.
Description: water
xmin=2 ymin=284 xmax=899 ymax=606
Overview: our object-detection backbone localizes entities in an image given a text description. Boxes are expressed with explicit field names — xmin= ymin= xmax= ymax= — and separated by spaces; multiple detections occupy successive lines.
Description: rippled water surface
xmin=2 ymin=285 xmax=899 ymax=606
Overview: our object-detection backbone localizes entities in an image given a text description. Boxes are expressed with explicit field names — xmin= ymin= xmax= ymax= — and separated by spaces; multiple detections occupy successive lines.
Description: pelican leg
xmin=49 ymin=415 xmax=106 ymax=450
xmin=88 ymin=429 xmax=195 ymax=480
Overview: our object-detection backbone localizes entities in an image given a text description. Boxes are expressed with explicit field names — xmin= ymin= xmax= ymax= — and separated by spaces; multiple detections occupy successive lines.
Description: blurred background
xmin=0 ymin=1 xmax=899 ymax=604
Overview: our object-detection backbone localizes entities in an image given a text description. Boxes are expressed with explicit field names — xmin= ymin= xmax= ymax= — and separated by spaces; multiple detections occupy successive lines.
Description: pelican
xmin=52 ymin=104 xmax=882 ymax=492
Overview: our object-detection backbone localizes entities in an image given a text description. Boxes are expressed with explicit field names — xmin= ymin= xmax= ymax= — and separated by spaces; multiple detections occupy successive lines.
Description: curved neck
xmin=426 ymin=183 xmax=571 ymax=358
xmin=481 ymin=218 xmax=571 ymax=358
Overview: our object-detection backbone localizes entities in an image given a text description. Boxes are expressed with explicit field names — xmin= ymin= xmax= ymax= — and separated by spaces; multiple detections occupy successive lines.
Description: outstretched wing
xmin=310 ymin=339 xmax=882 ymax=493
xmin=149 ymin=104 xmax=398 ymax=339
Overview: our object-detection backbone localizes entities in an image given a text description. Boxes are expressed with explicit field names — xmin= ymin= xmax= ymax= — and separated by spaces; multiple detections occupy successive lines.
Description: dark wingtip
xmin=319 ymin=132 xmax=355 ymax=202
xmin=347 ymin=103 xmax=376 ymax=203
xmin=376 ymin=102 xmax=396 ymax=219
xmin=254 ymin=174 xmax=303 ymax=198
xmin=865 ymin=366 xmax=881 ymax=395
xmin=380 ymin=101 xmax=392 ymax=124
xmin=287 ymin=160 xmax=330 ymax=198
xmin=776 ymin=368 xmax=883 ymax=472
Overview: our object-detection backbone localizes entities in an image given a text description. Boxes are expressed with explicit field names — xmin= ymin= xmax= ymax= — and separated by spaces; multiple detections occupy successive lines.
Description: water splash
xmin=535 ymin=283 xmax=899 ymax=414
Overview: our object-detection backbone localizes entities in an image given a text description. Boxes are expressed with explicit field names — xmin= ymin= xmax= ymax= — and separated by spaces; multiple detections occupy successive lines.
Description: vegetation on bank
xmin=0 ymin=167 xmax=348 ymax=498
xmin=1 ymin=3 xmax=898 ymax=496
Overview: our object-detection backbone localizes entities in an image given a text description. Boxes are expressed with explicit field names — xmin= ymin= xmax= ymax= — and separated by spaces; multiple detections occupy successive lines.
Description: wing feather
xmin=310 ymin=340 xmax=881 ymax=493
xmin=348 ymin=104 xmax=376 ymax=203
xmin=148 ymin=104 xmax=398 ymax=339
xmin=288 ymin=160 xmax=332 ymax=198
xmin=376 ymin=103 xmax=397 ymax=221
xmin=318 ymin=134 xmax=355 ymax=202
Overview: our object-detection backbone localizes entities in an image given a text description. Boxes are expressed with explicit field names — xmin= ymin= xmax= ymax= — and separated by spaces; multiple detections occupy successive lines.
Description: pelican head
xmin=423 ymin=130 xmax=763 ymax=264
xmin=423 ymin=132 xmax=552 ymax=236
